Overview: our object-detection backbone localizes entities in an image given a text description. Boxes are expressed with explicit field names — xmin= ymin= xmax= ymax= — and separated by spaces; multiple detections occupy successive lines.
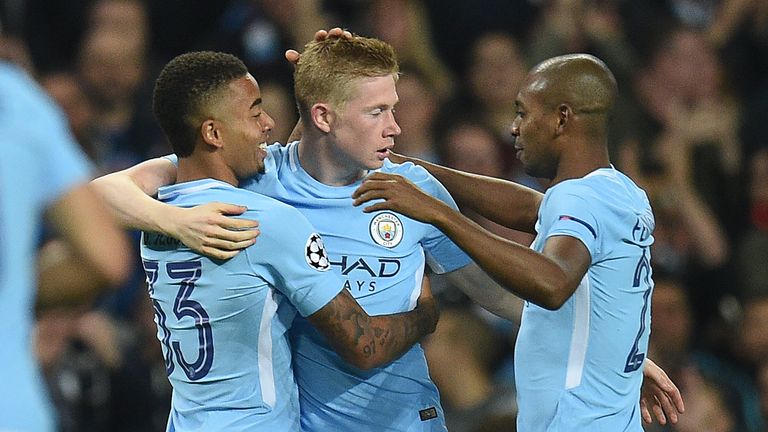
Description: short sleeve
xmin=244 ymin=204 xmax=344 ymax=317
xmin=164 ymin=154 xmax=178 ymax=166
xmin=540 ymin=185 xmax=600 ymax=259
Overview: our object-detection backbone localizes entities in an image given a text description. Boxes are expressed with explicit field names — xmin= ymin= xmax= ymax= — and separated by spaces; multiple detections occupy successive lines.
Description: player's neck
xmin=298 ymin=137 xmax=367 ymax=186
xmin=177 ymin=155 xmax=238 ymax=187
xmin=551 ymin=141 xmax=610 ymax=186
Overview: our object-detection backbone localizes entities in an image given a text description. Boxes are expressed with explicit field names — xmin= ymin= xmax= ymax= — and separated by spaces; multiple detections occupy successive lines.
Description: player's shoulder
xmin=234 ymin=187 xmax=300 ymax=218
xmin=550 ymin=179 xmax=596 ymax=197
xmin=381 ymin=158 xmax=433 ymax=183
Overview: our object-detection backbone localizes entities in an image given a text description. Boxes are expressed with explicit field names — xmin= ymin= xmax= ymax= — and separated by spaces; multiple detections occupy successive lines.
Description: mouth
xmin=376 ymin=145 xmax=394 ymax=159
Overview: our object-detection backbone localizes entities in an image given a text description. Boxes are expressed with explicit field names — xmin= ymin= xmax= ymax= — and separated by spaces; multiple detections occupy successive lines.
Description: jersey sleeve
xmin=243 ymin=204 xmax=344 ymax=317
xmin=395 ymin=162 xmax=472 ymax=274
xmin=540 ymin=183 xmax=600 ymax=260
xmin=163 ymin=153 xmax=178 ymax=166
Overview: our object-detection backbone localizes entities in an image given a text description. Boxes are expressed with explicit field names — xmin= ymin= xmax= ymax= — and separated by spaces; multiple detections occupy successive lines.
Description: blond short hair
xmin=294 ymin=34 xmax=399 ymax=121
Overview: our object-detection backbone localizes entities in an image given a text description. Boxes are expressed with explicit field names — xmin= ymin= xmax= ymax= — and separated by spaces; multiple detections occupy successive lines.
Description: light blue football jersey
xmin=140 ymin=179 xmax=344 ymax=432
xmin=0 ymin=62 xmax=92 ymax=432
xmin=165 ymin=143 xmax=472 ymax=430
xmin=248 ymin=142 xmax=471 ymax=431
xmin=515 ymin=166 xmax=655 ymax=432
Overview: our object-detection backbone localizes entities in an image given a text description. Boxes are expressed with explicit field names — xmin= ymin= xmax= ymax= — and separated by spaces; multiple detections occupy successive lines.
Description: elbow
xmin=538 ymin=295 xmax=567 ymax=311
xmin=534 ymin=280 xmax=573 ymax=311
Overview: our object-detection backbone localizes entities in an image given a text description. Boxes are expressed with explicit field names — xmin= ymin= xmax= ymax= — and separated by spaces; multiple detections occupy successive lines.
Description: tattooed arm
xmin=307 ymin=276 xmax=437 ymax=370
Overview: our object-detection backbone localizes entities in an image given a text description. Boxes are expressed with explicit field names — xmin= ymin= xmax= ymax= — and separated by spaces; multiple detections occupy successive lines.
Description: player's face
xmin=330 ymin=75 xmax=401 ymax=173
xmin=510 ymin=77 xmax=558 ymax=180
xmin=221 ymin=74 xmax=274 ymax=179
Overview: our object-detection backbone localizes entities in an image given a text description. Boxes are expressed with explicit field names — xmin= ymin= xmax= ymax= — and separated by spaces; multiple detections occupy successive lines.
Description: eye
xmin=370 ymin=108 xmax=383 ymax=116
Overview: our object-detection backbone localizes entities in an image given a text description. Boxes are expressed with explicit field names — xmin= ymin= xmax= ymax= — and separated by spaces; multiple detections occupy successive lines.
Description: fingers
xmin=652 ymin=396 xmax=668 ymax=425
xmin=207 ymin=202 xmax=259 ymax=229
xmin=214 ymin=215 xmax=258 ymax=231
xmin=656 ymin=391 xmax=679 ymax=424
xmin=352 ymin=189 xmax=387 ymax=208
xmin=208 ymin=202 xmax=247 ymax=216
xmin=324 ymin=27 xmax=352 ymax=40
xmin=651 ymin=363 xmax=685 ymax=417
xmin=285 ymin=49 xmax=300 ymax=64
xmin=313 ymin=29 xmax=329 ymax=41
xmin=358 ymin=202 xmax=388 ymax=214
xmin=668 ymin=381 xmax=685 ymax=414
xmin=315 ymin=27 xmax=353 ymax=42
xmin=208 ymin=224 xmax=260 ymax=243
xmin=289 ymin=27 xmax=353 ymax=65
xmin=640 ymin=397 xmax=652 ymax=424
xmin=198 ymin=236 xmax=259 ymax=260
xmin=200 ymin=246 xmax=240 ymax=261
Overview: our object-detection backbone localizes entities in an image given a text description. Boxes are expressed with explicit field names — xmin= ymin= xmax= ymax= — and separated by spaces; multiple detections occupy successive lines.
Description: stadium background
xmin=2 ymin=0 xmax=767 ymax=431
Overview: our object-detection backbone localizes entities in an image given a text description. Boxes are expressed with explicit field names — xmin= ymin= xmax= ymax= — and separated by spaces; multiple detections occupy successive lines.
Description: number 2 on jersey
xmin=142 ymin=259 xmax=214 ymax=380
xmin=624 ymin=248 xmax=652 ymax=373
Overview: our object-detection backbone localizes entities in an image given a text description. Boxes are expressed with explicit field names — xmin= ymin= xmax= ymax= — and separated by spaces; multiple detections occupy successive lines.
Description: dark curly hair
xmin=152 ymin=51 xmax=248 ymax=157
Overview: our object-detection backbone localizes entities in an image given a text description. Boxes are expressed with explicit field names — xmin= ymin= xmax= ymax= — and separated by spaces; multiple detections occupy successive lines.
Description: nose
xmin=261 ymin=111 xmax=275 ymax=132
xmin=386 ymin=110 xmax=401 ymax=137
xmin=510 ymin=118 xmax=520 ymax=137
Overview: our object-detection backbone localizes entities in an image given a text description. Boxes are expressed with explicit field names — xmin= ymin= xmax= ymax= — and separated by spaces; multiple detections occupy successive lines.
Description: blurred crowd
xmin=2 ymin=0 xmax=767 ymax=431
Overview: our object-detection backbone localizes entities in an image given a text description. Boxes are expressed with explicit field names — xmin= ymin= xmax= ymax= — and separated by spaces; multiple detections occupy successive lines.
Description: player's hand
xmin=352 ymin=172 xmax=449 ymax=224
xmin=640 ymin=358 xmax=685 ymax=425
xmin=285 ymin=27 xmax=353 ymax=64
xmin=170 ymin=202 xmax=260 ymax=260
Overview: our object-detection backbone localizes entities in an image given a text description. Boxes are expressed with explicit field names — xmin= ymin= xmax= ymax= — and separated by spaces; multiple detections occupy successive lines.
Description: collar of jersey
xmin=158 ymin=178 xmax=234 ymax=201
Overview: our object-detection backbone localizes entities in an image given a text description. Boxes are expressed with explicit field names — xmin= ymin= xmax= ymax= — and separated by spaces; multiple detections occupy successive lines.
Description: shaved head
xmin=528 ymin=54 xmax=617 ymax=115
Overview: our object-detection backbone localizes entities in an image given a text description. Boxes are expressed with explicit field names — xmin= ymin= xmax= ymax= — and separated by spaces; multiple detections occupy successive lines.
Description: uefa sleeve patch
xmin=305 ymin=233 xmax=331 ymax=271
xmin=419 ymin=407 xmax=438 ymax=421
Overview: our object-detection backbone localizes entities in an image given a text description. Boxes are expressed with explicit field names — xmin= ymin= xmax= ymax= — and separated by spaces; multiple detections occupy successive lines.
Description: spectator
xmin=390 ymin=69 xmax=441 ymax=162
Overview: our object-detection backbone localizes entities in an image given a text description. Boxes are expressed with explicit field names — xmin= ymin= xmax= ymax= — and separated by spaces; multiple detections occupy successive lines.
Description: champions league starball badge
xmin=305 ymin=233 xmax=331 ymax=271
xmin=369 ymin=212 xmax=403 ymax=248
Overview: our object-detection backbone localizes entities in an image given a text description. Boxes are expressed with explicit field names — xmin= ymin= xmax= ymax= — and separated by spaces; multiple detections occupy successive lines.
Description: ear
xmin=310 ymin=103 xmax=333 ymax=133
xmin=201 ymin=119 xmax=224 ymax=149
xmin=555 ymin=104 xmax=571 ymax=135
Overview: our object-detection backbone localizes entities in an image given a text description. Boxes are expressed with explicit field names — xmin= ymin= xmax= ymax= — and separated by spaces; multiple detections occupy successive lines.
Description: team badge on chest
xmin=369 ymin=212 xmax=404 ymax=248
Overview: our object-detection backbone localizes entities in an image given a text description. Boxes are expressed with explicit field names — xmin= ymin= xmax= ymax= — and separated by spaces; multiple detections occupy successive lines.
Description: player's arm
xmin=307 ymin=276 xmax=438 ymax=370
xmin=388 ymin=152 xmax=543 ymax=234
xmin=91 ymin=158 xmax=259 ymax=260
xmin=353 ymin=172 xmax=586 ymax=309
xmin=445 ymin=262 xmax=523 ymax=323
xmin=91 ymin=157 xmax=177 ymax=231
xmin=37 ymin=182 xmax=133 ymax=307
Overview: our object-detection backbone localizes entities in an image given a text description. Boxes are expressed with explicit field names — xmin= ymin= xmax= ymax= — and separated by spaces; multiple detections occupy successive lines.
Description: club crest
xmin=369 ymin=212 xmax=403 ymax=248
